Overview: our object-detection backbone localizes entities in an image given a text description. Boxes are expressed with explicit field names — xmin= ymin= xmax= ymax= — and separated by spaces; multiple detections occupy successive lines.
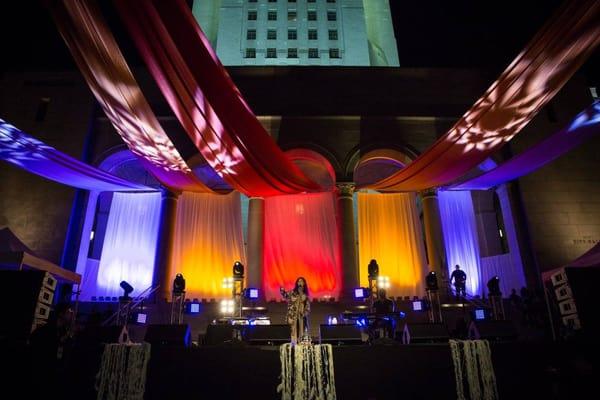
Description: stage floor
xmin=5 ymin=340 xmax=596 ymax=400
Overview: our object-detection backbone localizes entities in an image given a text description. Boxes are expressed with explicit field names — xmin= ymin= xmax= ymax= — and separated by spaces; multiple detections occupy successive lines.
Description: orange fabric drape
xmin=363 ymin=0 xmax=600 ymax=192
xmin=47 ymin=0 xmax=213 ymax=192
xmin=170 ymin=192 xmax=246 ymax=299
xmin=358 ymin=193 xmax=428 ymax=297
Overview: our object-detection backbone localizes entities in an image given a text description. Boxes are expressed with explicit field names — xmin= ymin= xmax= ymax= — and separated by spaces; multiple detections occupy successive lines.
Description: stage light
xmin=173 ymin=273 xmax=186 ymax=294
xmin=244 ymin=288 xmax=259 ymax=300
xmin=136 ymin=313 xmax=147 ymax=324
xmin=474 ymin=309 xmax=486 ymax=320
xmin=425 ymin=271 xmax=438 ymax=291
xmin=487 ymin=276 xmax=501 ymax=296
xmin=368 ymin=259 xmax=379 ymax=278
xmin=356 ymin=317 xmax=367 ymax=327
xmin=222 ymin=277 xmax=234 ymax=289
xmin=412 ymin=301 xmax=423 ymax=311
xmin=120 ymin=281 xmax=134 ymax=299
xmin=327 ymin=316 xmax=338 ymax=325
xmin=220 ymin=299 xmax=235 ymax=314
xmin=354 ymin=287 xmax=370 ymax=299
xmin=189 ymin=303 xmax=200 ymax=314
xmin=233 ymin=261 xmax=244 ymax=278
xmin=377 ymin=276 xmax=390 ymax=289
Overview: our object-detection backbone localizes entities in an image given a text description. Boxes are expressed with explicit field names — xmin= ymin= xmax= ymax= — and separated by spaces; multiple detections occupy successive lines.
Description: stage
xmin=4 ymin=339 xmax=596 ymax=400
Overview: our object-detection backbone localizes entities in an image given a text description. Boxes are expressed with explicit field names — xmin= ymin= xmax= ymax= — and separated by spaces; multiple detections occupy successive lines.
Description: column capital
xmin=249 ymin=196 xmax=264 ymax=201
xmin=160 ymin=187 xmax=181 ymax=199
xmin=336 ymin=182 xmax=356 ymax=198
xmin=420 ymin=187 xmax=438 ymax=199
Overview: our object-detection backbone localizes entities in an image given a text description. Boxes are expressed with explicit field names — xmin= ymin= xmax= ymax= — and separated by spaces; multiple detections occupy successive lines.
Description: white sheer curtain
xmin=439 ymin=190 xmax=482 ymax=296
xmin=171 ymin=192 xmax=245 ymax=299
xmin=96 ymin=192 xmax=161 ymax=298
xmin=480 ymin=254 xmax=526 ymax=297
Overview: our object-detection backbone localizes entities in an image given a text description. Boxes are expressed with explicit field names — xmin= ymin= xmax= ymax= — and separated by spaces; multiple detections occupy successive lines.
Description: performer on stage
xmin=280 ymin=277 xmax=311 ymax=344
xmin=370 ymin=288 xmax=395 ymax=339
xmin=451 ymin=264 xmax=467 ymax=299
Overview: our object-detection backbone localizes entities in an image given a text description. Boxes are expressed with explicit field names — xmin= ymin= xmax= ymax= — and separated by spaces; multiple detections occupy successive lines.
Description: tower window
xmin=288 ymin=29 xmax=297 ymax=40
xmin=327 ymin=11 xmax=337 ymax=21
xmin=329 ymin=48 xmax=340 ymax=58
xmin=248 ymin=10 xmax=257 ymax=21
xmin=328 ymin=30 xmax=338 ymax=40
xmin=245 ymin=48 xmax=256 ymax=58
xmin=267 ymin=48 xmax=277 ymax=58
xmin=288 ymin=48 xmax=298 ymax=58
xmin=308 ymin=10 xmax=317 ymax=21
xmin=308 ymin=30 xmax=318 ymax=40
xmin=247 ymin=29 xmax=256 ymax=40
xmin=288 ymin=10 xmax=297 ymax=21
xmin=267 ymin=29 xmax=277 ymax=40
xmin=268 ymin=11 xmax=277 ymax=21
xmin=308 ymin=48 xmax=319 ymax=58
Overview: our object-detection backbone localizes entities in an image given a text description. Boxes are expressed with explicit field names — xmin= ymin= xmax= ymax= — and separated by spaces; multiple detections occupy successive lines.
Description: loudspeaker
xmin=401 ymin=323 xmax=449 ymax=344
xmin=243 ymin=324 xmax=290 ymax=344
xmin=144 ymin=324 xmax=191 ymax=347
xmin=81 ymin=325 xmax=129 ymax=344
xmin=319 ymin=324 xmax=364 ymax=344
xmin=468 ymin=320 xmax=517 ymax=341
xmin=204 ymin=324 xmax=241 ymax=345
xmin=0 ymin=270 xmax=56 ymax=340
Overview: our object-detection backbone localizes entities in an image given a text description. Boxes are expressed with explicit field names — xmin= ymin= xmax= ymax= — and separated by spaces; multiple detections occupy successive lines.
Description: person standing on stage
xmin=450 ymin=264 xmax=467 ymax=299
xmin=280 ymin=277 xmax=311 ymax=344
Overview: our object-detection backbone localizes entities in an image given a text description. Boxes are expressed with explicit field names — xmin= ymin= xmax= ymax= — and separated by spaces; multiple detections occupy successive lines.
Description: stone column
xmin=505 ymin=181 xmax=541 ymax=289
xmin=420 ymin=188 xmax=449 ymax=295
xmin=246 ymin=197 xmax=265 ymax=297
xmin=155 ymin=188 xmax=180 ymax=301
xmin=336 ymin=183 xmax=359 ymax=299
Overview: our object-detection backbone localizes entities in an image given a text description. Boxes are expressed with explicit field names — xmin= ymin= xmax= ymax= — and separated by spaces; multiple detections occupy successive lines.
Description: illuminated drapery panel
xmin=438 ymin=191 xmax=482 ymax=296
xmin=357 ymin=192 xmax=427 ymax=297
xmin=0 ymin=119 xmax=148 ymax=192
xmin=47 ymin=0 xmax=213 ymax=192
xmin=95 ymin=192 xmax=161 ymax=298
xmin=451 ymin=101 xmax=600 ymax=190
xmin=170 ymin=192 xmax=246 ymax=299
xmin=114 ymin=0 xmax=322 ymax=196
xmin=362 ymin=0 xmax=600 ymax=192
xmin=263 ymin=193 xmax=341 ymax=299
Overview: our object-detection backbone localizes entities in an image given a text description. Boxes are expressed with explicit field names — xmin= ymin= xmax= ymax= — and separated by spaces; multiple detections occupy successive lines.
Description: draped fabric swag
xmin=438 ymin=191 xmax=482 ymax=296
xmin=451 ymin=101 xmax=600 ymax=190
xmin=363 ymin=0 xmax=600 ymax=192
xmin=47 ymin=0 xmax=213 ymax=193
xmin=0 ymin=119 xmax=148 ymax=192
xmin=95 ymin=192 xmax=162 ymax=299
xmin=171 ymin=192 xmax=246 ymax=299
xmin=263 ymin=193 xmax=342 ymax=300
xmin=357 ymin=192 xmax=428 ymax=297
xmin=114 ymin=0 xmax=322 ymax=196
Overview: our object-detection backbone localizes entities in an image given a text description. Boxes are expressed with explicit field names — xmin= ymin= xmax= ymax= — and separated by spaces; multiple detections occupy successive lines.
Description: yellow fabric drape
xmin=170 ymin=192 xmax=246 ymax=298
xmin=358 ymin=192 xmax=428 ymax=297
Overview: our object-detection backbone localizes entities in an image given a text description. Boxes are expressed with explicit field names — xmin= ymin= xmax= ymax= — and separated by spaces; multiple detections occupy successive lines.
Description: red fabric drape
xmin=47 ymin=0 xmax=213 ymax=193
xmin=114 ymin=0 xmax=322 ymax=197
xmin=362 ymin=0 xmax=600 ymax=192
xmin=263 ymin=193 xmax=342 ymax=300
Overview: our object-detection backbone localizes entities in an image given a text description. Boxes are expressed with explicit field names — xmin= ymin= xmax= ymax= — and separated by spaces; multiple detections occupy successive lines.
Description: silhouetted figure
xmin=450 ymin=265 xmax=467 ymax=299
xmin=370 ymin=289 xmax=395 ymax=339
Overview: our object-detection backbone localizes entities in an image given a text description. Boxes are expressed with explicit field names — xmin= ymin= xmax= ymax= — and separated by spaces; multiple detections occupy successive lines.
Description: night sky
xmin=0 ymin=0 xmax=597 ymax=82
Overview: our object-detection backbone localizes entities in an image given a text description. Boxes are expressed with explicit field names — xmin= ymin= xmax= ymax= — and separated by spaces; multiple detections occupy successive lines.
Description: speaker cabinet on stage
xmin=0 ymin=270 xmax=56 ymax=341
xmin=468 ymin=320 xmax=517 ymax=341
xmin=319 ymin=324 xmax=364 ymax=344
xmin=144 ymin=324 xmax=191 ymax=347
xmin=401 ymin=323 xmax=449 ymax=344
xmin=204 ymin=324 xmax=240 ymax=346
xmin=243 ymin=324 xmax=290 ymax=345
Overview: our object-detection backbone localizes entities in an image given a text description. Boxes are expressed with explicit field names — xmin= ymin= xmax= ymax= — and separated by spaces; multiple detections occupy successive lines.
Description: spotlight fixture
xmin=353 ymin=287 xmax=370 ymax=299
xmin=119 ymin=281 xmax=134 ymax=299
xmin=412 ymin=300 xmax=423 ymax=311
xmin=367 ymin=259 xmax=379 ymax=278
xmin=377 ymin=276 xmax=390 ymax=289
xmin=244 ymin=288 xmax=259 ymax=300
xmin=173 ymin=273 xmax=186 ymax=294
xmin=220 ymin=299 xmax=235 ymax=315
xmin=233 ymin=261 xmax=245 ymax=278
xmin=425 ymin=271 xmax=439 ymax=291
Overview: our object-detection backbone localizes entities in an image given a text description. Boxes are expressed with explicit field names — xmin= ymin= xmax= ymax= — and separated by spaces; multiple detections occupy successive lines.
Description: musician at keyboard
xmin=370 ymin=289 xmax=396 ymax=339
